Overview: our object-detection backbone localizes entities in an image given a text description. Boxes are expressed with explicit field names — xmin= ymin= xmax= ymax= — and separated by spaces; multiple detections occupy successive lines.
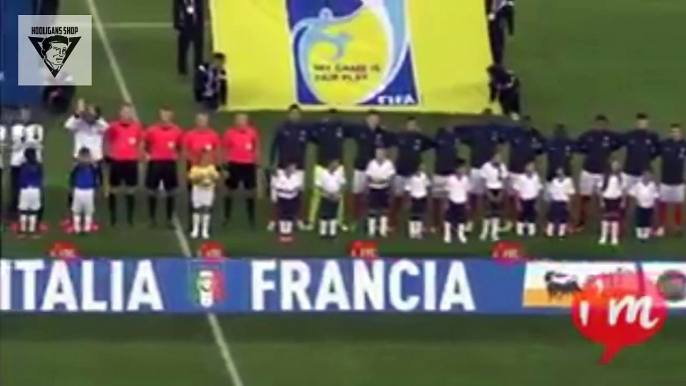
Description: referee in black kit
xmin=174 ymin=0 xmax=204 ymax=76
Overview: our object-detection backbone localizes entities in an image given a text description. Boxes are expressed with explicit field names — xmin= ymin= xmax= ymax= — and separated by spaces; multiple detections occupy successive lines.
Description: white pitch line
xmin=85 ymin=1 xmax=245 ymax=386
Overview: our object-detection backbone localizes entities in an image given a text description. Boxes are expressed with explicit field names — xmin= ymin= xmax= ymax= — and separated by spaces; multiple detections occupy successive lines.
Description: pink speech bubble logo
xmin=570 ymin=272 xmax=667 ymax=365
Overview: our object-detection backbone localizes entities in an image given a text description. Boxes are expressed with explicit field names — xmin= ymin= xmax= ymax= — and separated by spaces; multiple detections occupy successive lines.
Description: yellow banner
xmin=211 ymin=0 xmax=493 ymax=113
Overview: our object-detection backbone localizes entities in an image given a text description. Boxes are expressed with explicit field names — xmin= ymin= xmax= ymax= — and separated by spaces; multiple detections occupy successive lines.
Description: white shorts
xmin=393 ymin=175 xmax=410 ymax=196
xmin=621 ymin=173 xmax=641 ymax=191
xmin=71 ymin=188 xmax=95 ymax=214
xmin=432 ymin=174 xmax=450 ymax=198
xmin=579 ymin=170 xmax=603 ymax=196
xmin=508 ymin=172 xmax=524 ymax=195
xmin=469 ymin=168 xmax=485 ymax=195
xmin=352 ymin=169 xmax=367 ymax=194
xmin=271 ymin=169 xmax=304 ymax=202
xmin=192 ymin=186 xmax=215 ymax=208
xmin=659 ymin=183 xmax=685 ymax=203
xmin=18 ymin=187 xmax=41 ymax=211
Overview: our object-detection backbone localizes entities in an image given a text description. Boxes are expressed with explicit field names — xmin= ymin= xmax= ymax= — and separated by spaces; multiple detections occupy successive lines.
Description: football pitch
xmin=2 ymin=0 xmax=686 ymax=385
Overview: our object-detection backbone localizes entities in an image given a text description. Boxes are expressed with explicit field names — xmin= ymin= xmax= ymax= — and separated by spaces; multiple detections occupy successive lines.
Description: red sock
xmin=658 ymin=202 xmax=668 ymax=227
xmin=675 ymin=204 xmax=683 ymax=226
xmin=432 ymin=197 xmax=443 ymax=228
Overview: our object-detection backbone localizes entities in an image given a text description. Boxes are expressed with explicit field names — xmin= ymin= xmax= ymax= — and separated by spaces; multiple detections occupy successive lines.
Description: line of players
xmin=2 ymin=104 xmax=685 ymax=244
xmin=268 ymin=108 xmax=686 ymax=245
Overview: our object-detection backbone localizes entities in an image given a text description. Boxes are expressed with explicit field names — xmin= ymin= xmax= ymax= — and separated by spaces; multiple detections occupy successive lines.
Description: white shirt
xmin=315 ymin=166 xmax=346 ymax=197
xmin=599 ymin=174 xmax=624 ymax=199
xmin=515 ymin=173 xmax=542 ymax=201
xmin=10 ymin=124 xmax=44 ymax=166
xmin=547 ymin=177 xmax=575 ymax=202
xmin=447 ymin=174 xmax=471 ymax=204
xmin=365 ymin=159 xmax=395 ymax=189
xmin=480 ymin=162 xmax=508 ymax=190
xmin=405 ymin=172 xmax=430 ymax=199
xmin=273 ymin=171 xmax=303 ymax=200
xmin=630 ymin=180 xmax=659 ymax=208
xmin=64 ymin=115 xmax=108 ymax=160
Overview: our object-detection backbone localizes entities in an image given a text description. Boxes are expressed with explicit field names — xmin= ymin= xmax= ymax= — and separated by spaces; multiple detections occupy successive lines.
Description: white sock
xmin=516 ymin=222 xmax=524 ymax=236
xmin=546 ymin=223 xmax=554 ymax=237
xmin=201 ymin=214 xmax=211 ymax=237
xmin=480 ymin=220 xmax=490 ymax=240
xmin=559 ymin=223 xmax=567 ymax=237
xmin=20 ymin=214 xmax=28 ymax=232
xmin=286 ymin=221 xmax=293 ymax=235
xmin=73 ymin=213 xmax=82 ymax=233
xmin=368 ymin=217 xmax=377 ymax=237
xmin=635 ymin=227 xmax=641 ymax=239
xmin=611 ymin=221 xmax=619 ymax=244
xmin=380 ymin=216 xmax=388 ymax=237
xmin=408 ymin=221 xmax=415 ymax=238
xmin=28 ymin=215 xmax=37 ymax=233
xmin=416 ymin=221 xmax=423 ymax=238
xmin=644 ymin=228 xmax=651 ymax=239
xmin=443 ymin=222 xmax=452 ymax=243
xmin=491 ymin=218 xmax=500 ymax=241
xmin=457 ymin=223 xmax=467 ymax=243
xmin=600 ymin=220 xmax=609 ymax=243
xmin=527 ymin=223 xmax=536 ymax=236
xmin=84 ymin=214 xmax=93 ymax=232
xmin=329 ymin=220 xmax=337 ymax=237
xmin=278 ymin=220 xmax=286 ymax=235
xmin=319 ymin=220 xmax=327 ymax=236
xmin=191 ymin=213 xmax=200 ymax=235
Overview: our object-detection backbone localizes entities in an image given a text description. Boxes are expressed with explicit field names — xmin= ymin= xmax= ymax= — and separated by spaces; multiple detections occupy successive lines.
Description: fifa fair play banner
xmin=211 ymin=0 xmax=493 ymax=112
xmin=1 ymin=259 xmax=685 ymax=314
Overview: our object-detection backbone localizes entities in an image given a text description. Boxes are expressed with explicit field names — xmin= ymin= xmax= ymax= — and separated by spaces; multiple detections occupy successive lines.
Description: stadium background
xmin=2 ymin=0 xmax=686 ymax=385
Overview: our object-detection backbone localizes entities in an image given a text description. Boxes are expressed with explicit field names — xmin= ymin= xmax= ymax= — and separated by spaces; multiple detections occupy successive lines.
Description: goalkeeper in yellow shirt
xmin=188 ymin=151 xmax=221 ymax=239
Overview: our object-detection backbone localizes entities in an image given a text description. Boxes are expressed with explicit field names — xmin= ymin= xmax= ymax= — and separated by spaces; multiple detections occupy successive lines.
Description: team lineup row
xmin=1 ymin=104 xmax=685 ymax=243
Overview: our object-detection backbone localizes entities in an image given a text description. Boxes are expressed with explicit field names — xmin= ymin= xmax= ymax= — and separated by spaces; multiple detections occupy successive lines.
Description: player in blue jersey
xmin=70 ymin=147 xmax=101 ymax=234
xmin=17 ymin=148 xmax=43 ymax=237
xmin=390 ymin=117 xmax=434 ymax=230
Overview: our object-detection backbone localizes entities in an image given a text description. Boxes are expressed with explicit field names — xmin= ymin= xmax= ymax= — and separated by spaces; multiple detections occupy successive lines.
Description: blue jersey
xmin=269 ymin=121 xmax=310 ymax=169
xmin=394 ymin=131 xmax=434 ymax=176
xmin=434 ymin=128 xmax=462 ymax=175
xmin=659 ymin=139 xmax=686 ymax=185
xmin=351 ymin=125 xmax=396 ymax=170
xmin=460 ymin=123 xmax=508 ymax=168
xmin=70 ymin=163 xmax=101 ymax=190
xmin=506 ymin=126 xmax=546 ymax=173
xmin=621 ymin=129 xmax=660 ymax=176
xmin=18 ymin=162 xmax=43 ymax=189
xmin=309 ymin=120 xmax=352 ymax=165
xmin=545 ymin=137 xmax=576 ymax=180
xmin=576 ymin=129 xmax=622 ymax=174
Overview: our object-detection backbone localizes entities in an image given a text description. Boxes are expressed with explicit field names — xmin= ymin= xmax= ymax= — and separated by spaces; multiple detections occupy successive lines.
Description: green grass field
xmin=2 ymin=0 xmax=686 ymax=385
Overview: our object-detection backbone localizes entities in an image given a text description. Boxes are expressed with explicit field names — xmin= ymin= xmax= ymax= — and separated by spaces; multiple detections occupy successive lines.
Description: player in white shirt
xmin=405 ymin=164 xmax=430 ymax=239
xmin=365 ymin=148 xmax=395 ymax=238
xmin=514 ymin=162 xmax=542 ymax=237
xmin=444 ymin=164 xmax=471 ymax=243
xmin=629 ymin=169 xmax=660 ymax=241
xmin=274 ymin=163 xmax=304 ymax=241
xmin=314 ymin=159 xmax=346 ymax=238
xmin=64 ymin=100 xmax=107 ymax=163
xmin=479 ymin=153 xmax=508 ymax=241
xmin=598 ymin=160 xmax=626 ymax=245
xmin=546 ymin=167 xmax=576 ymax=238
